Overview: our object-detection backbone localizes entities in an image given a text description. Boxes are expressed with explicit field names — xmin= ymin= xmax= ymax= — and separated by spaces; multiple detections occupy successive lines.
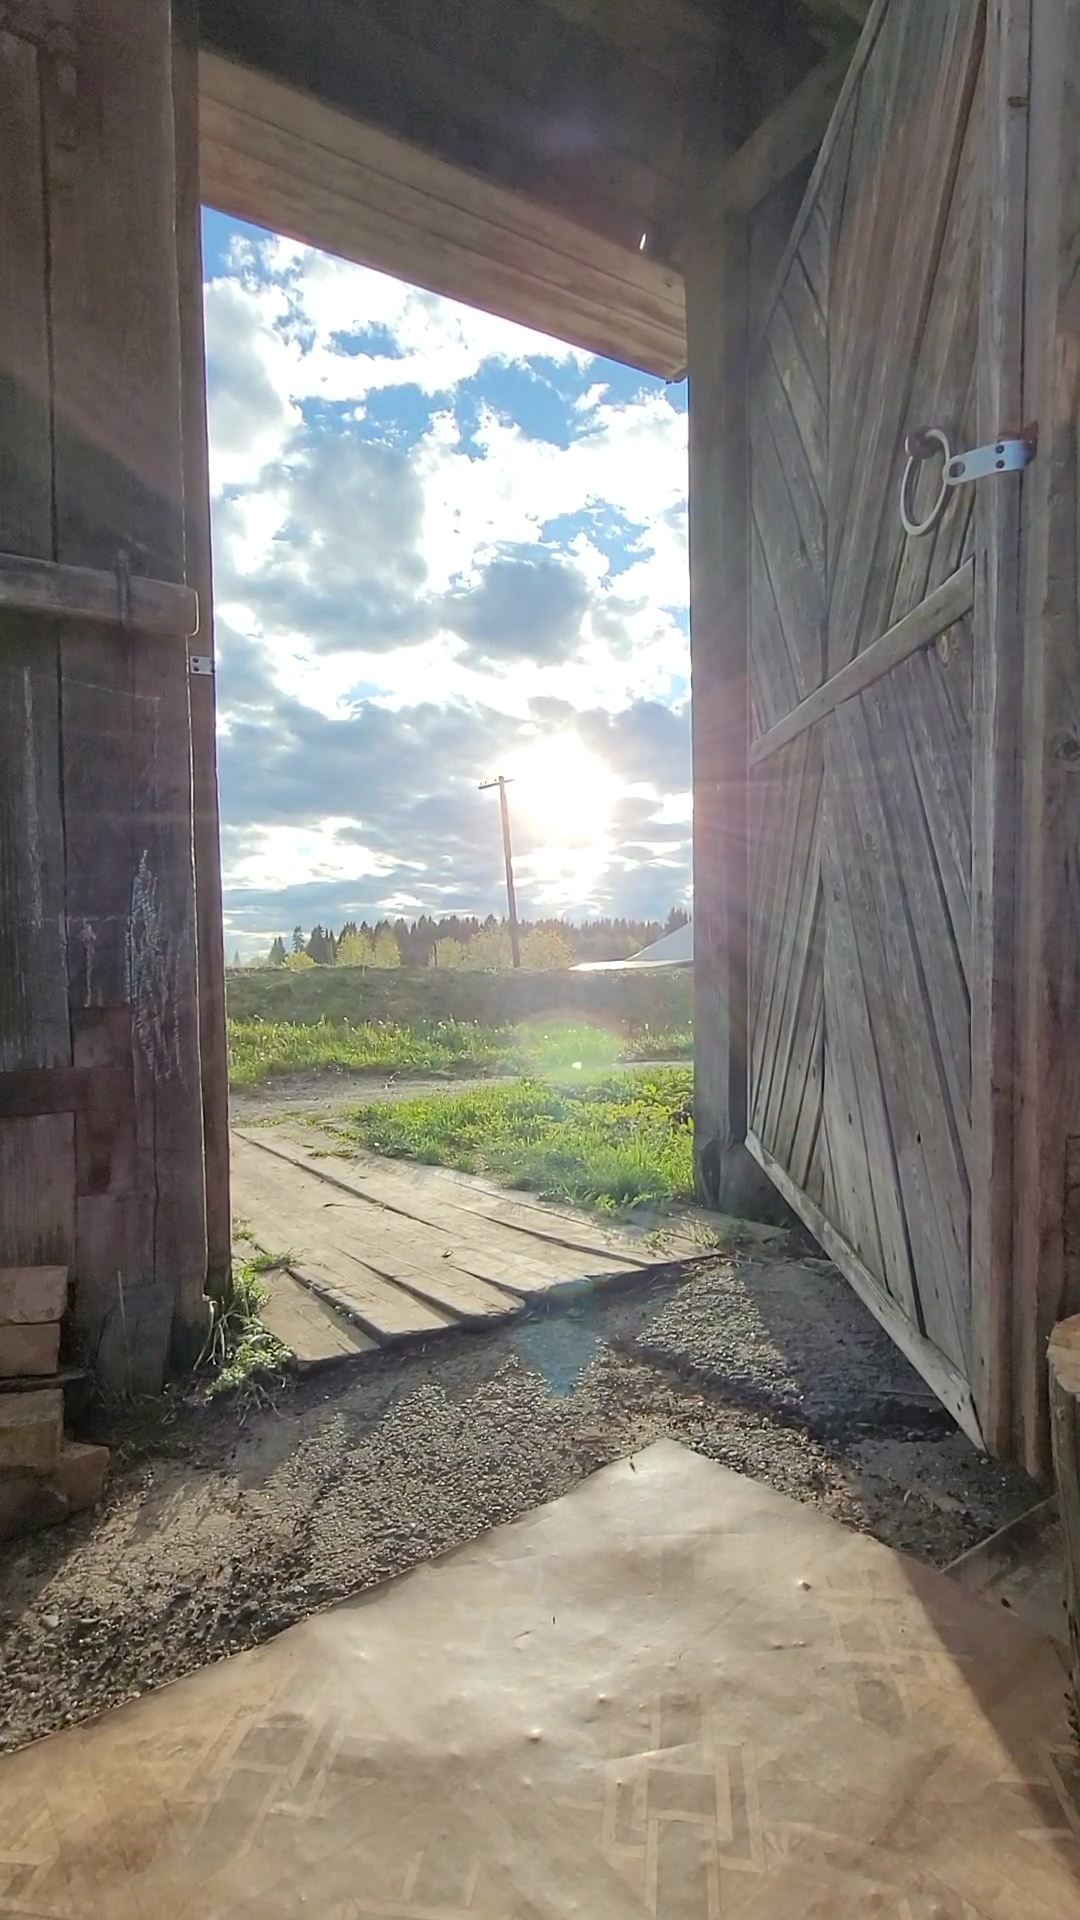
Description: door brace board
xmin=750 ymin=557 xmax=975 ymax=766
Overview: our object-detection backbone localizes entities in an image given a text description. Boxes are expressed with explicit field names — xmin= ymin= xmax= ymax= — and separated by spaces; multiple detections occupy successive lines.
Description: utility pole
xmin=479 ymin=775 xmax=521 ymax=968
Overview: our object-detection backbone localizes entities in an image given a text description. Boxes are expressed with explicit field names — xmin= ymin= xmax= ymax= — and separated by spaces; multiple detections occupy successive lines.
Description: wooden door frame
xmin=1011 ymin=0 xmax=1080 ymax=1478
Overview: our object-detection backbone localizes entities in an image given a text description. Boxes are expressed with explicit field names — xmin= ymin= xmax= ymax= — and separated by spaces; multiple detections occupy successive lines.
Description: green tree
xmin=267 ymin=936 xmax=287 ymax=968
xmin=372 ymin=928 xmax=401 ymax=968
xmin=306 ymin=924 xmax=334 ymax=965
xmin=291 ymin=925 xmax=305 ymax=954
xmin=520 ymin=926 xmax=574 ymax=970
xmin=462 ymin=925 xmax=514 ymax=969
xmin=337 ymin=930 xmax=375 ymax=967
xmin=431 ymin=937 xmax=466 ymax=969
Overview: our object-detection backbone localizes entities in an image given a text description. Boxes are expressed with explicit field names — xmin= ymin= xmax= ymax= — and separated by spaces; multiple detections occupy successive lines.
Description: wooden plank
xmin=198 ymin=0 xmax=676 ymax=259
xmin=0 ymin=1064 xmax=130 ymax=1119
xmin=0 ymin=550 xmax=197 ymax=635
xmin=0 ymin=30 xmax=76 ymax=1274
xmin=1011 ymin=0 xmax=1080 ymax=1477
xmin=198 ymin=56 xmax=686 ymax=378
xmin=46 ymin=0 xmax=207 ymax=1385
xmin=966 ymin=0 xmax=1029 ymax=1458
xmin=750 ymin=560 xmax=975 ymax=764
xmin=231 ymin=1139 xmax=456 ymax=1342
xmin=256 ymin=1263 xmax=377 ymax=1363
xmin=233 ymin=1134 xmax=597 ymax=1305
xmin=0 ymin=1266 xmax=68 ymax=1326
xmin=705 ymin=46 xmax=851 ymax=221
xmin=0 ymin=1117 xmax=74 ymax=1266
xmin=234 ymin=1130 xmax=649 ymax=1268
xmin=177 ymin=2 xmax=231 ymax=1300
xmin=0 ymin=1322 xmax=61 ymax=1377
xmin=747 ymin=1128 xmax=983 ymax=1445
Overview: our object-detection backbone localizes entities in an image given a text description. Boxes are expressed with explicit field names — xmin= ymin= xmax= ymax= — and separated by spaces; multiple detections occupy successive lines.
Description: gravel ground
xmin=0 ymin=1253 xmax=1041 ymax=1751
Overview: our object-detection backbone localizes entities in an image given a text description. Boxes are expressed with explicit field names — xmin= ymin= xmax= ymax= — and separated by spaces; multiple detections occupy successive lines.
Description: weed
xmin=197 ymin=1254 xmax=290 ymax=1396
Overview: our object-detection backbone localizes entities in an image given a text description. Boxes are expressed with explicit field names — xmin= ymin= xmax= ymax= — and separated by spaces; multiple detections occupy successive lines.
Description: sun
xmin=505 ymin=735 xmax=619 ymax=847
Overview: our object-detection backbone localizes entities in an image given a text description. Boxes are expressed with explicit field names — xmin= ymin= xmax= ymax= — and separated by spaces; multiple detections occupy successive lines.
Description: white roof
xmin=572 ymin=919 xmax=692 ymax=971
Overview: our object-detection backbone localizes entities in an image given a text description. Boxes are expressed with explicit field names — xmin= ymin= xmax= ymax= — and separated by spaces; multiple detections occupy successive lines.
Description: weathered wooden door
xmin=746 ymin=0 xmax=1022 ymax=1447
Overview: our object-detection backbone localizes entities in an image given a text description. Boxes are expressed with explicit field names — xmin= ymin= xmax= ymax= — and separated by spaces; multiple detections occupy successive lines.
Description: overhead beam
xmin=702 ymin=43 xmax=852 ymax=220
xmin=200 ymin=53 xmax=687 ymax=378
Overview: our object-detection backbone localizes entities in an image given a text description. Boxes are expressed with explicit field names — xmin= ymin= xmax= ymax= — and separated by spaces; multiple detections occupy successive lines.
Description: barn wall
xmin=0 ymin=0 xmax=208 ymax=1389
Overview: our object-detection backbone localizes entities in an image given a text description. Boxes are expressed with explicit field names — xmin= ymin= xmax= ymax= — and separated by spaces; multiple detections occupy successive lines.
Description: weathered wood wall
xmin=0 ymin=0 xmax=207 ymax=1388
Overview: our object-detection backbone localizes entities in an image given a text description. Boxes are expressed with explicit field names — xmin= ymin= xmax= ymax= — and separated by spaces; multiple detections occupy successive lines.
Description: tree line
xmin=250 ymin=909 xmax=689 ymax=972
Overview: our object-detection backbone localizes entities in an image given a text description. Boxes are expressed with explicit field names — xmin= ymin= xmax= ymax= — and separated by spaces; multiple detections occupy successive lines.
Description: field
xmin=329 ymin=1067 xmax=695 ymax=1213
xmin=227 ymin=1016 xmax=692 ymax=1087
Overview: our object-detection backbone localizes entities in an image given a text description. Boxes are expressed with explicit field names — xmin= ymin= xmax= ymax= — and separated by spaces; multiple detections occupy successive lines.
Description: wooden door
xmin=746 ymin=0 xmax=1018 ymax=1447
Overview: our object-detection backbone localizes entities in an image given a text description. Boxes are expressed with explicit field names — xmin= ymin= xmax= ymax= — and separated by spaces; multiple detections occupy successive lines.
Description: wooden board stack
xmin=0 ymin=1266 xmax=109 ymax=1540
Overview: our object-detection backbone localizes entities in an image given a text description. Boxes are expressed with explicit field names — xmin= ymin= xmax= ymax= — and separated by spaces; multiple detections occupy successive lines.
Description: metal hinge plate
xmin=901 ymin=427 xmax=1035 ymax=537
xmin=945 ymin=438 xmax=1033 ymax=484
xmin=188 ymin=654 xmax=214 ymax=677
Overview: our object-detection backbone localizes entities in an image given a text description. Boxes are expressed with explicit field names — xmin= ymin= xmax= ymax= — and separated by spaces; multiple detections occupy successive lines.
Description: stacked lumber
xmin=0 ymin=1267 xmax=109 ymax=1541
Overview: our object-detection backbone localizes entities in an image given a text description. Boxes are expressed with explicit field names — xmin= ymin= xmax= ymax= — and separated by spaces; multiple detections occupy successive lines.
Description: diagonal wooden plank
xmin=751 ymin=415 xmax=826 ymax=703
xmin=751 ymin=560 xmax=974 ymax=764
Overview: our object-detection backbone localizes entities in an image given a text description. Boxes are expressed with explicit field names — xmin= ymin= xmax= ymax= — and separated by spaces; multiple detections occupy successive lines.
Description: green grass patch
xmin=331 ymin=1066 xmax=695 ymax=1214
xmin=228 ymin=1016 xmax=692 ymax=1088
xmin=198 ymin=1253 xmax=290 ymax=1395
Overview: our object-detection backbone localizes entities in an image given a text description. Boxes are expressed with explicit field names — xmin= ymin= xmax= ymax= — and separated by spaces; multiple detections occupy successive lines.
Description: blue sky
xmin=202 ymin=210 xmax=691 ymax=958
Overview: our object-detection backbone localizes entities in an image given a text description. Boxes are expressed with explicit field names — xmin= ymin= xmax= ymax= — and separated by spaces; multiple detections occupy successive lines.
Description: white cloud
xmin=204 ymin=223 xmax=691 ymax=940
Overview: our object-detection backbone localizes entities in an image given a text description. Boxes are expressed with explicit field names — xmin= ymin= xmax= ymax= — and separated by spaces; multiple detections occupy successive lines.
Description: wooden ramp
xmin=231 ymin=1129 xmax=744 ymax=1362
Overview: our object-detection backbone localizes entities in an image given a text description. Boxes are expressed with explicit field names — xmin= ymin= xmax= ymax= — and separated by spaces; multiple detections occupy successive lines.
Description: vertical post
xmin=46 ymin=0 xmax=208 ymax=1386
xmin=685 ymin=210 xmax=776 ymax=1218
xmin=174 ymin=0 xmax=232 ymax=1297
xmin=481 ymin=777 xmax=521 ymax=968
xmin=1012 ymin=0 xmax=1080 ymax=1476
xmin=498 ymin=779 xmax=521 ymax=970
xmin=969 ymin=0 xmax=1030 ymax=1455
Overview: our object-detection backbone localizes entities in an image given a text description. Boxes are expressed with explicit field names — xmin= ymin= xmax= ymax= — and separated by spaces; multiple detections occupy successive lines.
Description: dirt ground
xmin=0 ymin=1248 xmax=1041 ymax=1753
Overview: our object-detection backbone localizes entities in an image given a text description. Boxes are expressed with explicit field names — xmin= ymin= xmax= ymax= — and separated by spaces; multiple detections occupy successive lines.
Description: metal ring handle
xmin=900 ymin=426 xmax=952 ymax=538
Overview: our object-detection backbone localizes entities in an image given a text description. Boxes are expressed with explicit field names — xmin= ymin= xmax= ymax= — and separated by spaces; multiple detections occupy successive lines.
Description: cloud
xmin=443 ymin=547 xmax=591 ymax=666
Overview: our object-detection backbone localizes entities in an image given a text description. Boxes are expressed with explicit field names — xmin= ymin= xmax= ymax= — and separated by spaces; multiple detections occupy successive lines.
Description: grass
xmin=330 ymin=1066 xmax=695 ymax=1214
xmin=227 ymin=1016 xmax=693 ymax=1088
xmin=197 ymin=1250 xmax=290 ymax=1396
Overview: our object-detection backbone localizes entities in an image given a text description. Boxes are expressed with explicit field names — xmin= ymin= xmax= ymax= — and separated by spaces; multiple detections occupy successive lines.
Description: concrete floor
xmin=0 ymin=1441 xmax=1076 ymax=1917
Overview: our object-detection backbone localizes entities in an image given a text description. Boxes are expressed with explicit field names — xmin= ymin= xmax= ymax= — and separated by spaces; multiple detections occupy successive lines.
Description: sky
xmin=202 ymin=210 xmax=691 ymax=959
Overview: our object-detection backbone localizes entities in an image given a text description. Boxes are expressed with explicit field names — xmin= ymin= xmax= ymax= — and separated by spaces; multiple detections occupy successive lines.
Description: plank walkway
xmin=231 ymin=1127 xmax=756 ymax=1363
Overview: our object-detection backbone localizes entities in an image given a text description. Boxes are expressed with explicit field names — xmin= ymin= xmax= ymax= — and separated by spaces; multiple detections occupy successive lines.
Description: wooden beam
xmin=749 ymin=561 xmax=975 ymax=766
xmin=704 ymin=44 xmax=851 ymax=220
xmin=199 ymin=0 xmax=679 ymax=258
xmin=748 ymin=1130 xmax=984 ymax=1446
xmin=0 ymin=549 xmax=198 ymax=636
xmin=969 ymin=0 xmax=1030 ymax=1460
xmin=177 ymin=1 xmax=232 ymax=1301
xmin=200 ymin=52 xmax=686 ymax=378
xmin=1012 ymin=0 xmax=1080 ymax=1478
xmin=0 ymin=28 xmax=76 ymax=1291
xmin=47 ymin=0 xmax=208 ymax=1390
xmin=686 ymin=207 xmax=781 ymax=1222
xmin=0 ymin=1066 xmax=130 ymax=1121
